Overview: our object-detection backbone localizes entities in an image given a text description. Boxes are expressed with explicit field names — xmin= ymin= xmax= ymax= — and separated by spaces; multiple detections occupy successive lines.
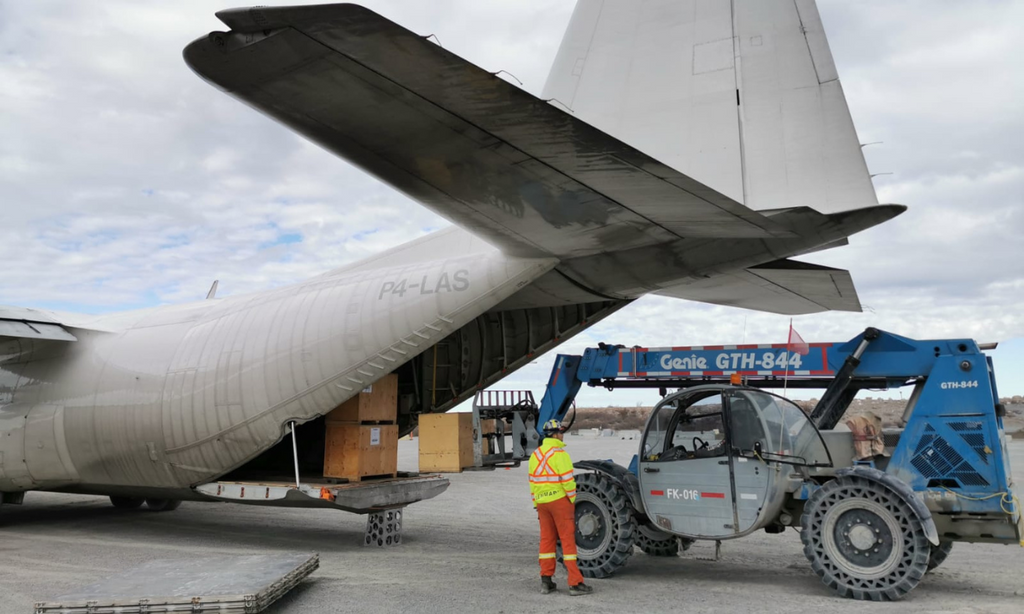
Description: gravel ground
xmin=2 ymin=437 xmax=1023 ymax=613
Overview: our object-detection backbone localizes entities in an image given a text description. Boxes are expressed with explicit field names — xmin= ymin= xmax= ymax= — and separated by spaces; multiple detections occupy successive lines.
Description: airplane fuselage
xmin=0 ymin=230 xmax=552 ymax=497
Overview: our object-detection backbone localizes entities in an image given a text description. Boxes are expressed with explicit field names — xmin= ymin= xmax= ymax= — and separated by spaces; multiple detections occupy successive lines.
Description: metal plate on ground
xmin=34 ymin=553 xmax=318 ymax=613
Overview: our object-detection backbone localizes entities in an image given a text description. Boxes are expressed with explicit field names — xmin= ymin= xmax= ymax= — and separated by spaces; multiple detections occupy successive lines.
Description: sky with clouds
xmin=1 ymin=1 xmax=1021 ymax=406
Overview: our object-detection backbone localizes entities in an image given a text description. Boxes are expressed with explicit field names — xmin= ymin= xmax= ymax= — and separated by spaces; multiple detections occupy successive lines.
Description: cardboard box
xmin=326 ymin=374 xmax=398 ymax=423
xmin=419 ymin=414 xmax=498 ymax=472
xmin=323 ymin=423 xmax=398 ymax=480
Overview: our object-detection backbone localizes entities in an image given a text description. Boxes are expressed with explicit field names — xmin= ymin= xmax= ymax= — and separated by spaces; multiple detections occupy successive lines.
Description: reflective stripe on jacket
xmin=528 ymin=437 xmax=577 ymax=507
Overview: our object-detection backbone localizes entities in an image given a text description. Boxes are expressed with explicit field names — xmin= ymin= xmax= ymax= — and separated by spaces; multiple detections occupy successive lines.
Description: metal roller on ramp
xmin=34 ymin=554 xmax=318 ymax=614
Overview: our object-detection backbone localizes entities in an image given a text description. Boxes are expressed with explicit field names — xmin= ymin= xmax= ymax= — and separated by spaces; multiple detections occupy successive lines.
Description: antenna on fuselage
xmin=206 ymin=280 xmax=219 ymax=300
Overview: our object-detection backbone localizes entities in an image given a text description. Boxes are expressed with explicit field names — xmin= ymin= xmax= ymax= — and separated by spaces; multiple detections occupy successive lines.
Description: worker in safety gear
xmin=529 ymin=419 xmax=593 ymax=596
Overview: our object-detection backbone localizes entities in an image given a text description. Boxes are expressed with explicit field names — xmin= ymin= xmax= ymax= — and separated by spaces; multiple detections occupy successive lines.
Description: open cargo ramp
xmin=195 ymin=474 xmax=449 ymax=513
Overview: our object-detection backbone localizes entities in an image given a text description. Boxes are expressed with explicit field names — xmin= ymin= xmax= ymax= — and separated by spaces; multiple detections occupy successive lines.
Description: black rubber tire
xmin=144 ymin=498 xmax=182 ymax=512
xmin=110 ymin=496 xmax=145 ymax=509
xmin=927 ymin=541 xmax=953 ymax=572
xmin=800 ymin=476 xmax=931 ymax=601
xmin=634 ymin=521 xmax=687 ymax=556
xmin=574 ymin=472 xmax=635 ymax=578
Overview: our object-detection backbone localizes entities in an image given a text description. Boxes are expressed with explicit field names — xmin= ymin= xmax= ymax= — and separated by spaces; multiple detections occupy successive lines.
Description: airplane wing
xmin=183 ymin=4 xmax=799 ymax=262
xmin=656 ymin=259 xmax=861 ymax=315
xmin=0 ymin=305 xmax=78 ymax=365
xmin=0 ymin=306 xmax=78 ymax=342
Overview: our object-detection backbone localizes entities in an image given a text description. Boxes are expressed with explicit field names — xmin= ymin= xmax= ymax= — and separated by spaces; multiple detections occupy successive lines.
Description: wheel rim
xmin=822 ymin=499 xmax=902 ymax=580
xmin=575 ymin=494 xmax=613 ymax=557
xmin=572 ymin=472 xmax=635 ymax=577
xmin=804 ymin=478 xmax=927 ymax=596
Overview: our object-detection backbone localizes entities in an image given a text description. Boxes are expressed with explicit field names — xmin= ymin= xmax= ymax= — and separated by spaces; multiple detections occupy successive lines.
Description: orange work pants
xmin=537 ymin=496 xmax=585 ymax=586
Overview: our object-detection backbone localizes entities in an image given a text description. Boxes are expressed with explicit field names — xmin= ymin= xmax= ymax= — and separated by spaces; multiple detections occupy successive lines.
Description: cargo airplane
xmin=0 ymin=1 xmax=903 ymax=516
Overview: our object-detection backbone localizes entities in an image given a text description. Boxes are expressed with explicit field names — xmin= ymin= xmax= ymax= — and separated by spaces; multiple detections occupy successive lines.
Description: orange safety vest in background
xmin=529 ymin=438 xmax=577 ymax=507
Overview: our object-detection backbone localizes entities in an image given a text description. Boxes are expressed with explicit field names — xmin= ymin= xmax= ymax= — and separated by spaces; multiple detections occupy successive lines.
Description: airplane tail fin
xmin=543 ymin=0 xmax=878 ymax=213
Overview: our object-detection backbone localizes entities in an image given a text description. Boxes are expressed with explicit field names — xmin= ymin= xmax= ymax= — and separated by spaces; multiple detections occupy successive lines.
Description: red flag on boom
xmin=787 ymin=323 xmax=810 ymax=356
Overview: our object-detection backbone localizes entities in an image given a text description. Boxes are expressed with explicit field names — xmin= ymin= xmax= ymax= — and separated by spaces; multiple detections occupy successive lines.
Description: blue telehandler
xmin=473 ymin=328 xmax=1021 ymax=600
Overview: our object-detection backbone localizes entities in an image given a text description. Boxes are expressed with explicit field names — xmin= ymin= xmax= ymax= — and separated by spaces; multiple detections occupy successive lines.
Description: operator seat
xmin=730 ymin=396 xmax=765 ymax=453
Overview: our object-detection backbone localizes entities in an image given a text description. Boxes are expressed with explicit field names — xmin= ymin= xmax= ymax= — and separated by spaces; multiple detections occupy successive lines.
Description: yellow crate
xmin=418 ymin=414 xmax=496 ymax=472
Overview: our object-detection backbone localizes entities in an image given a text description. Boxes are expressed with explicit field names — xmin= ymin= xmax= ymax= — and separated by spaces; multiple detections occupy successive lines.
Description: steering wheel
xmin=692 ymin=436 xmax=709 ymax=450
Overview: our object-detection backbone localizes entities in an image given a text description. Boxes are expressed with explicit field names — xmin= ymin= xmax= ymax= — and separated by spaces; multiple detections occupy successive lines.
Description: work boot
xmin=569 ymin=583 xmax=593 ymax=596
xmin=541 ymin=576 xmax=557 ymax=594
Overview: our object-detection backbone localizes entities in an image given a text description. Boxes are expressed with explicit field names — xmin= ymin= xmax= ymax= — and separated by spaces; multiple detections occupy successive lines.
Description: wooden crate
xmin=326 ymin=374 xmax=398 ymax=424
xmin=323 ymin=424 xmax=398 ymax=481
xmin=419 ymin=414 xmax=496 ymax=473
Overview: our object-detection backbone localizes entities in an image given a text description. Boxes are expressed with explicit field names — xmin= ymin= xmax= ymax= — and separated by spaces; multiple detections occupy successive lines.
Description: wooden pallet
xmin=321 ymin=472 xmax=399 ymax=484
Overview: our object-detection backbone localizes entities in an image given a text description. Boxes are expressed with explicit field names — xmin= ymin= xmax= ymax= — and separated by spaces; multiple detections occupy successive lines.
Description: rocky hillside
xmin=572 ymin=397 xmax=1024 ymax=435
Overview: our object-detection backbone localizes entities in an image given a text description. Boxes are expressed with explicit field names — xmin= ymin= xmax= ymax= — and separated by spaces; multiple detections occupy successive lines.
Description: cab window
xmin=733 ymin=390 xmax=832 ymax=467
xmin=643 ymin=391 xmax=726 ymax=462
xmin=642 ymin=398 xmax=674 ymax=460
xmin=728 ymin=392 xmax=767 ymax=455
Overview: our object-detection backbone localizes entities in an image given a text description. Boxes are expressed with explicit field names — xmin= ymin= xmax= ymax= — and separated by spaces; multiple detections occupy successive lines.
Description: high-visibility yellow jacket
xmin=529 ymin=437 xmax=577 ymax=507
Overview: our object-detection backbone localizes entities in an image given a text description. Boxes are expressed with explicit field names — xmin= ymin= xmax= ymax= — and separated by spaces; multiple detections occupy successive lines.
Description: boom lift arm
xmin=533 ymin=327 xmax=1004 ymax=434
